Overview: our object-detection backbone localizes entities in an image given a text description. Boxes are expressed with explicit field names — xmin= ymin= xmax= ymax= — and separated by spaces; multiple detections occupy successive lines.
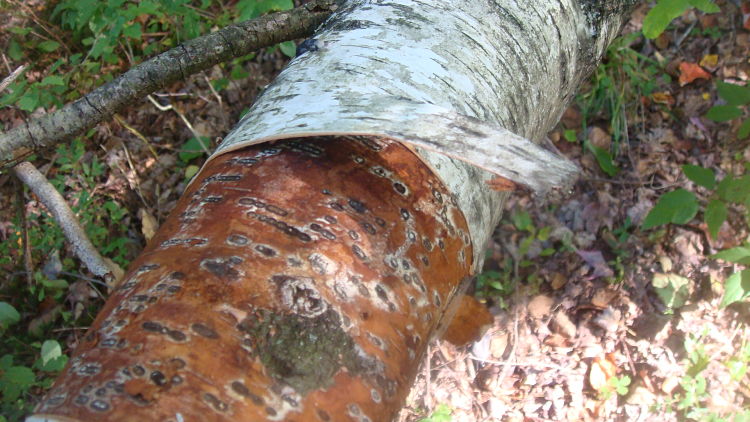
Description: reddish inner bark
xmin=34 ymin=136 xmax=472 ymax=422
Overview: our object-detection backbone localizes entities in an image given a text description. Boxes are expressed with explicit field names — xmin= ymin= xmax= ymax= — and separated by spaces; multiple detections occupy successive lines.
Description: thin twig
xmin=203 ymin=74 xmax=224 ymax=107
xmin=1 ymin=54 xmax=12 ymax=73
xmin=468 ymin=356 xmax=570 ymax=371
xmin=117 ymin=141 xmax=149 ymax=208
xmin=675 ymin=20 xmax=698 ymax=48
xmin=59 ymin=270 xmax=110 ymax=288
xmin=495 ymin=237 xmax=521 ymax=389
xmin=12 ymin=162 xmax=112 ymax=279
xmin=113 ymin=114 xmax=159 ymax=160
xmin=146 ymin=95 xmax=209 ymax=153
xmin=0 ymin=65 xmax=26 ymax=93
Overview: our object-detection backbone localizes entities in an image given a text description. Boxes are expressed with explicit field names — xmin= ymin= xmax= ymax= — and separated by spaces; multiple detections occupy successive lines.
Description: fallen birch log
xmin=28 ymin=0 xmax=634 ymax=420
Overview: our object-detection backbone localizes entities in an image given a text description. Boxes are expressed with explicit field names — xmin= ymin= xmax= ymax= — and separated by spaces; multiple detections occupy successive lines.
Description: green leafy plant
xmin=476 ymin=210 xmax=562 ymax=305
xmin=600 ymin=375 xmax=631 ymax=400
xmin=577 ymin=33 xmax=667 ymax=177
xmin=655 ymin=331 xmax=749 ymax=421
xmin=0 ymin=307 xmax=69 ymax=420
xmin=52 ymin=0 xmax=208 ymax=63
xmin=0 ymin=302 xmax=21 ymax=332
xmin=642 ymin=0 xmax=719 ymax=39
xmin=706 ymin=81 xmax=750 ymax=140
xmin=642 ymin=164 xmax=750 ymax=307
xmin=642 ymin=188 xmax=699 ymax=229
xmin=418 ymin=404 xmax=453 ymax=422
xmin=577 ymin=0 xmax=720 ymax=176
xmin=510 ymin=209 xmax=556 ymax=264
xmin=0 ymin=137 xmax=135 ymax=419
xmin=476 ymin=265 xmax=514 ymax=309
xmin=0 ymin=0 xmax=296 ymax=115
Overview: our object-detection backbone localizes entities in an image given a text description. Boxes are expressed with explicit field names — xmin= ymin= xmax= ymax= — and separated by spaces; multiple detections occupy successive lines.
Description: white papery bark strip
xmin=206 ymin=0 xmax=632 ymax=269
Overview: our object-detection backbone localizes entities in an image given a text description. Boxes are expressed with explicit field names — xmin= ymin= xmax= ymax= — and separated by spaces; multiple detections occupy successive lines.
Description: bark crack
xmin=23 ymin=120 xmax=39 ymax=149
xmin=84 ymin=96 xmax=105 ymax=117
xmin=177 ymin=44 xmax=190 ymax=81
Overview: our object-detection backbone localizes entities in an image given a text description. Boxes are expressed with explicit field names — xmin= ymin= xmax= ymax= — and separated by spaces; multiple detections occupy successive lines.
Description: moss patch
xmin=239 ymin=309 xmax=380 ymax=395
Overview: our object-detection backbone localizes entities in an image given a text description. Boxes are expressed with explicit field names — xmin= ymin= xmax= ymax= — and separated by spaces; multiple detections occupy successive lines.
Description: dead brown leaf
xmin=589 ymin=355 xmax=617 ymax=392
xmin=442 ymin=295 xmax=494 ymax=346
xmin=678 ymin=62 xmax=711 ymax=86
xmin=553 ymin=310 xmax=577 ymax=338
xmin=550 ymin=272 xmax=567 ymax=290
xmin=528 ymin=295 xmax=554 ymax=319
xmin=588 ymin=126 xmax=611 ymax=150
xmin=138 ymin=208 xmax=159 ymax=242
xmin=591 ymin=289 xmax=617 ymax=308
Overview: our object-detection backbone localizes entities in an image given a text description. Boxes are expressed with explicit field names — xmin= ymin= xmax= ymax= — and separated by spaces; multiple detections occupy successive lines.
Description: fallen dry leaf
xmin=528 ymin=295 xmax=554 ymax=319
xmin=651 ymin=91 xmax=675 ymax=106
xmin=576 ymin=250 xmax=615 ymax=279
xmin=589 ymin=355 xmax=617 ymax=392
xmin=588 ymin=126 xmax=611 ymax=150
xmin=678 ymin=62 xmax=711 ymax=86
xmin=699 ymin=54 xmax=718 ymax=69
xmin=442 ymin=295 xmax=494 ymax=346
xmin=593 ymin=307 xmax=622 ymax=333
xmin=591 ymin=288 xmax=617 ymax=308
xmin=654 ymin=32 xmax=670 ymax=49
xmin=138 ymin=208 xmax=159 ymax=242
xmin=553 ymin=310 xmax=577 ymax=338
xmin=490 ymin=333 xmax=509 ymax=359
xmin=103 ymin=257 xmax=125 ymax=289
xmin=661 ymin=376 xmax=679 ymax=395
xmin=658 ymin=255 xmax=673 ymax=273
xmin=550 ymin=272 xmax=567 ymax=290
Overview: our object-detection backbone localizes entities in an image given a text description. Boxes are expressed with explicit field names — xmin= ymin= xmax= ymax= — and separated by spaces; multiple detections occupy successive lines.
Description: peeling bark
xmin=207 ymin=0 xmax=634 ymax=268
xmin=30 ymin=136 xmax=472 ymax=422
xmin=27 ymin=1 xmax=635 ymax=421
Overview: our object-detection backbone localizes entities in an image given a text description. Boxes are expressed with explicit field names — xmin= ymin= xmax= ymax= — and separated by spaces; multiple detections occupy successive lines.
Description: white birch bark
xmin=25 ymin=1 xmax=635 ymax=421
xmin=205 ymin=0 xmax=634 ymax=270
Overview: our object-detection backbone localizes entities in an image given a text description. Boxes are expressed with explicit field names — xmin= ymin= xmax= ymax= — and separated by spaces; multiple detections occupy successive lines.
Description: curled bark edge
xmin=207 ymin=0 xmax=636 ymax=271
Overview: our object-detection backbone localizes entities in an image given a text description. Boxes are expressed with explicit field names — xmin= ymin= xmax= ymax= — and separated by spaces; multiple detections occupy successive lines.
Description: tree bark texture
xmin=28 ymin=1 xmax=635 ymax=421
xmin=205 ymin=0 xmax=633 ymax=268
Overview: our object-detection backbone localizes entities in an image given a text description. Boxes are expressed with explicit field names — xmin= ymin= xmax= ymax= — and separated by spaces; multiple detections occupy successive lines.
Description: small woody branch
xmin=0 ymin=0 xmax=341 ymax=168
xmin=12 ymin=161 xmax=112 ymax=279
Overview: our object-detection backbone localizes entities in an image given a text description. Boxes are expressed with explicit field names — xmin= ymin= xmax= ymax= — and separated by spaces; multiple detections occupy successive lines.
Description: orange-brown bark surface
xmin=33 ymin=136 xmax=472 ymax=421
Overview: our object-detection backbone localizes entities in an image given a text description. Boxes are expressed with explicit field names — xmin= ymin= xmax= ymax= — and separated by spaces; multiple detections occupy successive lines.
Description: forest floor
xmin=399 ymin=3 xmax=750 ymax=421
xmin=0 ymin=1 xmax=749 ymax=421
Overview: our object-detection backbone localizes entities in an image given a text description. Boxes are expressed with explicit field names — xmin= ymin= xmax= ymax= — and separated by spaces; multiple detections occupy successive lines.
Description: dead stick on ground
xmin=12 ymin=162 xmax=112 ymax=280
xmin=0 ymin=65 xmax=25 ymax=93
xmin=0 ymin=0 xmax=341 ymax=168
